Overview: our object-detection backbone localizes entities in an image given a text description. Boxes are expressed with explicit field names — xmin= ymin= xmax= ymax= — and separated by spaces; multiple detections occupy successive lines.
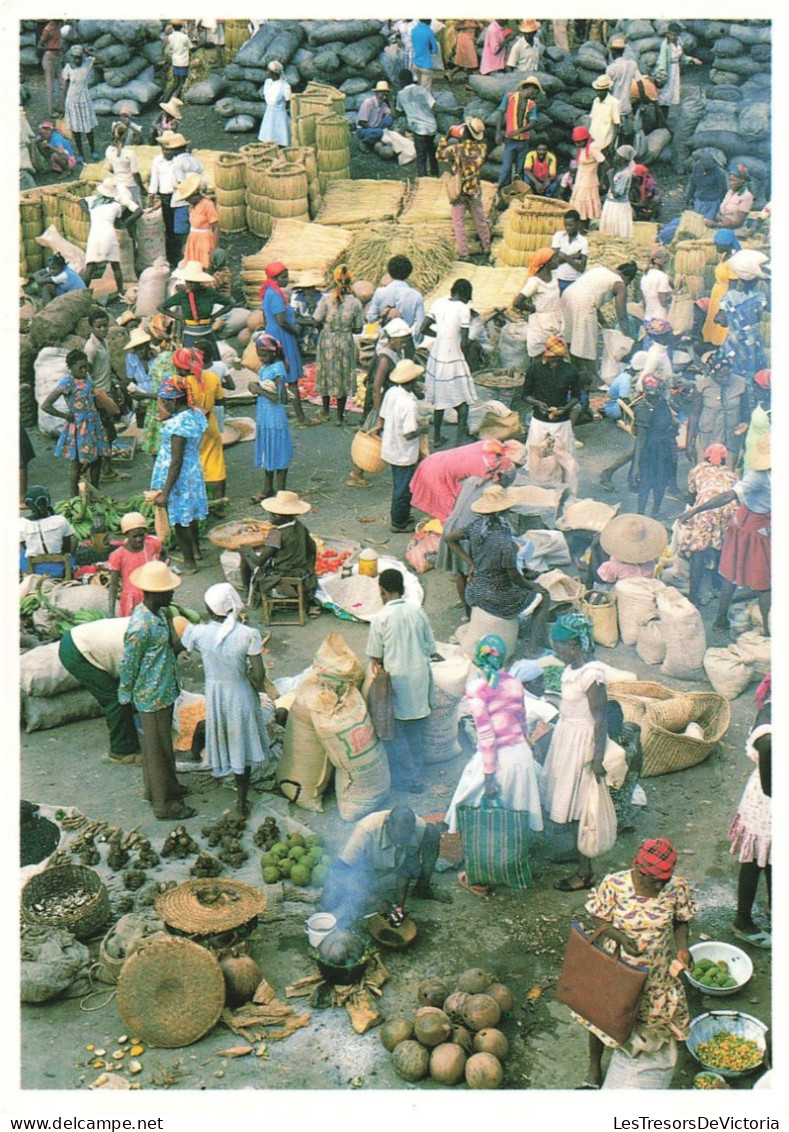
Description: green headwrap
xmin=550 ymin=612 xmax=594 ymax=655
xmin=474 ymin=634 xmax=507 ymax=687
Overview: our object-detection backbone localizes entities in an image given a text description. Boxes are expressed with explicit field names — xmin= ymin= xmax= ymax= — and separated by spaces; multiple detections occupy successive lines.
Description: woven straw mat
xmin=155 ymin=878 xmax=267 ymax=934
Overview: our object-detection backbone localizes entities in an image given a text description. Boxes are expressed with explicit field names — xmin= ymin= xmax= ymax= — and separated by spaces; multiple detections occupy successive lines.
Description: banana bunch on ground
xmin=20 ymin=592 xmax=42 ymax=617
xmin=53 ymin=491 xmax=156 ymax=540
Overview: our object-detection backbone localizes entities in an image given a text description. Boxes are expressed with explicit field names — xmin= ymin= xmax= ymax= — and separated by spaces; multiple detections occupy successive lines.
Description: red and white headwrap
xmin=172 ymin=346 xmax=204 ymax=377
xmin=633 ymin=838 xmax=677 ymax=881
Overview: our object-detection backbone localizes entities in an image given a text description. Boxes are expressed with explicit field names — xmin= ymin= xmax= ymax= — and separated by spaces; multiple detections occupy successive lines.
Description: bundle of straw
xmin=674 ymin=210 xmax=710 ymax=242
xmin=425 ymin=264 xmax=528 ymax=315
xmin=315 ymin=179 xmax=406 ymax=227
xmin=399 ymin=179 xmax=498 ymax=225
xmin=345 ymin=222 xmax=455 ymax=294
xmin=239 ymin=218 xmax=354 ymax=307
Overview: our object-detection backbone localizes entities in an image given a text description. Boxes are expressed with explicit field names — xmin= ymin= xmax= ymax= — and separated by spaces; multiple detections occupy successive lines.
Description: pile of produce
xmin=381 ymin=967 xmax=514 ymax=1088
xmin=259 ymin=831 xmax=330 ymax=888
xmin=695 ymin=1031 xmax=763 ymax=1073
xmin=691 ymin=957 xmax=740 ymax=990
xmin=315 ymin=548 xmax=352 ymax=578
xmin=694 ymin=1072 xmax=730 ymax=1089
xmin=160 ymin=826 xmax=200 ymax=860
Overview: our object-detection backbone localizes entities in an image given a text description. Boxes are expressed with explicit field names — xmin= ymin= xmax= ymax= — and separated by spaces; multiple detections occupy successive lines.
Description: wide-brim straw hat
xmin=518 ymin=19 xmax=541 ymax=33
xmin=750 ymin=434 xmax=771 ymax=471
xmin=128 ymin=560 xmax=182 ymax=592
xmin=174 ymin=260 xmax=215 ymax=284
xmin=390 ymin=359 xmax=424 ymax=384
xmin=465 ymin=116 xmax=486 ymax=140
xmin=470 ymin=484 xmax=514 ymax=514
xmin=292 ymin=269 xmax=325 ymax=288
xmin=160 ymin=132 xmax=188 ymax=149
xmin=120 ymin=511 xmax=148 ymax=533
xmin=173 ymin=172 xmax=203 ymax=202
xmin=609 ymin=34 xmax=627 ymax=48
xmin=519 ymin=75 xmax=544 ymax=92
xmin=600 ymin=514 xmax=667 ymax=564
xmin=124 ymin=327 xmax=151 ymax=351
xmin=375 ymin=80 xmax=390 ymax=92
xmin=556 ymin=498 xmax=620 ymax=533
xmin=96 ymin=178 xmax=120 ymax=199
xmin=159 ymin=98 xmax=183 ymax=119
xmin=261 ymin=490 xmax=311 ymax=515
xmin=592 ymin=75 xmax=613 ymax=90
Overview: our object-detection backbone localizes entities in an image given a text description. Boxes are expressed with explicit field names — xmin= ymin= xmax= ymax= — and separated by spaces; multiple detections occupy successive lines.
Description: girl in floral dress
xmin=676 ymin=444 xmax=738 ymax=608
xmin=576 ymin=838 xmax=696 ymax=1089
xmin=39 ymin=348 xmax=108 ymax=496
xmin=151 ymin=375 xmax=208 ymax=574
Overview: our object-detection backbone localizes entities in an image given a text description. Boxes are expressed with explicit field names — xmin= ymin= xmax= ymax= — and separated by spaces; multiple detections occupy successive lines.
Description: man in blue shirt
xmin=410 ymin=19 xmax=439 ymax=89
xmin=366 ymin=255 xmax=425 ymax=344
xmin=395 ymin=68 xmax=438 ymax=176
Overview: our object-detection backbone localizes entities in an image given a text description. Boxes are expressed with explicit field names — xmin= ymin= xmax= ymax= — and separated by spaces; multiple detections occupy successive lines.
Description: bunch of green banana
xmin=20 ymin=593 xmax=42 ymax=616
xmin=118 ymin=493 xmax=156 ymax=522
xmin=54 ymin=609 xmax=105 ymax=636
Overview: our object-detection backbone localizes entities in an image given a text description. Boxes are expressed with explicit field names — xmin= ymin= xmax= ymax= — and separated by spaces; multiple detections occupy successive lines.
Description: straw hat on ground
xmin=129 ymin=560 xmax=182 ymax=592
xmin=261 ymin=490 xmax=311 ymax=516
xmin=173 ymin=172 xmax=203 ymax=202
xmin=470 ymin=484 xmax=514 ymax=514
xmin=124 ymin=327 xmax=152 ymax=351
xmin=556 ymin=498 xmax=620 ymax=533
xmin=159 ymin=98 xmax=183 ymax=119
xmin=465 ymin=117 xmax=485 ymax=140
xmin=592 ymin=75 xmax=613 ymax=91
xmin=600 ymin=514 xmax=667 ymax=564
xmin=120 ymin=511 xmax=148 ymax=533
xmin=174 ymin=260 xmax=214 ymax=284
xmin=389 ymin=359 xmax=424 ymax=385
xmin=750 ymin=434 xmax=771 ymax=471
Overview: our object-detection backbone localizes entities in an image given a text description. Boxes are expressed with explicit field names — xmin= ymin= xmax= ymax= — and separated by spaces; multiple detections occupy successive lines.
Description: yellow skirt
xmin=199 ymin=411 xmax=226 ymax=484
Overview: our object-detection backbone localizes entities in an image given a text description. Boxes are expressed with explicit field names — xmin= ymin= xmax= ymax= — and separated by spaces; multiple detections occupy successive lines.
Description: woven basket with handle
xmin=351 ymin=430 xmax=386 ymax=474
xmin=641 ymin=692 xmax=730 ymax=777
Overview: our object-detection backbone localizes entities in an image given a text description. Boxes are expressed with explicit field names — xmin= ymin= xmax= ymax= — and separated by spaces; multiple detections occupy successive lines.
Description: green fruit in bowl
xmin=289 ymin=845 xmax=307 ymax=860
xmin=278 ymin=858 xmax=293 ymax=877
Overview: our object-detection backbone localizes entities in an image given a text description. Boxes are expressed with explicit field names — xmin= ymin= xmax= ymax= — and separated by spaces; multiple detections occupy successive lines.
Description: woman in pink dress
xmin=108 ymin=512 xmax=166 ymax=617
xmin=568 ymin=125 xmax=604 ymax=223
xmin=410 ymin=438 xmax=525 ymax=521
xmin=480 ymin=20 xmax=511 ymax=75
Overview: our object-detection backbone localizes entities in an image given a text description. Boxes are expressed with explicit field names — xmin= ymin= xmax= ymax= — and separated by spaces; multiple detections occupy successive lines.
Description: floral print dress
xmin=53 ymin=375 xmax=108 ymax=463
xmin=150 ymin=408 xmax=208 ymax=527
xmin=677 ymin=463 xmax=738 ymax=557
xmin=141 ymin=350 xmax=175 ymax=455
xmin=574 ymin=869 xmax=697 ymax=1049
xmin=314 ymin=292 xmax=364 ymax=398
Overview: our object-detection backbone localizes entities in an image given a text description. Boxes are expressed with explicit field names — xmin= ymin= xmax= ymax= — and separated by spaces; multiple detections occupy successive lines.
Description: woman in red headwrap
xmin=150 ymin=373 xmax=208 ymax=573
xmin=676 ymin=444 xmax=738 ymax=608
xmin=573 ymin=837 xmax=696 ymax=1089
xmin=172 ymin=346 xmax=231 ymax=506
xmin=260 ymin=262 xmax=311 ymax=426
xmin=568 ymin=125 xmax=603 ymax=222
xmin=630 ymin=164 xmax=661 ymax=222
xmin=513 ymin=248 xmax=563 ymax=357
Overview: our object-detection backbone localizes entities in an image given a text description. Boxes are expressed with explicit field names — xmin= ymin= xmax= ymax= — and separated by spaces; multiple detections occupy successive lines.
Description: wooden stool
xmin=260 ymin=576 xmax=307 ymax=626
xmin=26 ymin=554 xmax=73 ymax=580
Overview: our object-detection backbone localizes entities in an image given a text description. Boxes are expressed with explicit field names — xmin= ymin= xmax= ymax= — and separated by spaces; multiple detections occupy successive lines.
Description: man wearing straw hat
xmin=149 ymin=97 xmax=183 ymax=147
xmin=161 ymin=260 xmax=232 ymax=364
xmin=378 ymin=359 xmax=430 ymax=534
xmin=495 ymin=75 xmax=542 ymax=192
xmin=588 ymin=74 xmax=621 ymax=184
xmin=240 ymin=490 xmax=319 ymax=613
xmin=506 ymin=20 xmax=543 ymax=74
xmin=123 ymin=326 xmax=154 ymax=397
xmin=356 ymin=81 xmax=394 ymax=150
xmin=148 ymin=131 xmax=183 ymax=266
xmin=117 ymin=560 xmax=195 ymax=821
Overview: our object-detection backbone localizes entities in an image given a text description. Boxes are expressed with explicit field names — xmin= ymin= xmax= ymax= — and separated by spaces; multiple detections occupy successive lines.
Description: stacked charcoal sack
xmin=20 ymin=20 xmax=168 ymax=117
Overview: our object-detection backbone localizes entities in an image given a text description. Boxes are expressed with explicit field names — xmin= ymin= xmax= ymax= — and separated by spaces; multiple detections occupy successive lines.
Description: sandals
xmin=458 ymin=871 xmax=490 ymax=899
xmin=346 ymin=477 xmax=372 ymax=488
xmin=732 ymin=927 xmax=771 ymax=949
xmin=156 ymin=805 xmax=196 ymax=821
xmin=553 ymin=875 xmax=595 ymax=892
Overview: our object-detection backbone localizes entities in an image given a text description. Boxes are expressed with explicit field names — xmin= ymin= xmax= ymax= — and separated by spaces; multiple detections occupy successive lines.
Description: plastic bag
xmin=577 ymin=772 xmax=618 ymax=858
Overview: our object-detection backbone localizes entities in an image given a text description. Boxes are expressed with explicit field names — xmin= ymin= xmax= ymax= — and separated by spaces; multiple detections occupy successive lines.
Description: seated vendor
xmin=20 ymin=485 xmax=76 ymax=577
xmin=591 ymin=513 xmax=667 ymax=589
xmin=322 ymin=806 xmax=446 ymax=928
xmin=33 ymin=253 xmax=86 ymax=305
xmin=239 ymin=489 xmax=320 ymax=613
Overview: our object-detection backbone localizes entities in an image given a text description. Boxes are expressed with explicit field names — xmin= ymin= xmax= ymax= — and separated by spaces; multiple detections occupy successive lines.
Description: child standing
xmin=39 ymin=348 xmax=109 ymax=496
xmin=108 ymin=513 xmax=166 ymax=616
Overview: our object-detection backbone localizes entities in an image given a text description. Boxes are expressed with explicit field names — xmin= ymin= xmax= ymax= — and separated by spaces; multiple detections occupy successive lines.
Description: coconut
xmin=465 ymin=1051 xmax=503 ymax=1089
xmin=457 ymin=967 xmax=494 ymax=994
xmin=472 ymin=1028 xmax=509 ymax=1061
xmin=450 ymin=1025 xmax=474 ymax=1053
xmin=461 ymin=993 xmax=501 ymax=1032
xmin=392 ymin=1039 xmax=430 ymax=1082
xmin=220 ymin=955 xmax=262 ymax=1007
xmin=485 ymin=983 xmax=514 ymax=1013
xmin=413 ymin=1006 xmax=451 ymax=1048
xmin=429 ymin=1042 xmax=467 ymax=1086
xmin=380 ymin=1018 xmax=414 ymax=1052
xmin=443 ymin=991 xmax=470 ymax=1021
xmin=418 ymin=980 xmax=449 ymax=1008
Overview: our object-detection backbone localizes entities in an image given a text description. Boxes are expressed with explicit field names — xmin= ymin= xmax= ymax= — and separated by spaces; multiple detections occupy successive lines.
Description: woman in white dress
xmin=258 ymin=60 xmax=291 ymax=146
xmin=600 ymin=145 xmax=636 ymax=239
xmin=61 ymin=44 xmax=98 ymax=163
xmin=181 ymin=583 xmax=273 ymax=817
xmin=656 ymin=24 xmax=701 ymax=124
xmin=561 ymin=262 xmax=637 ymax=367
xmin=539 ymin=613 xmax=610 ymax=892
xmin=81 ymin=178 xmax=142 ymax=292
xmin=421 ymin=278 xmax=478 ymax=447
xmin=104 ymin=123 xmax=145 ymax=206
xmin=513 ymin=248 xmax=563 ymax=357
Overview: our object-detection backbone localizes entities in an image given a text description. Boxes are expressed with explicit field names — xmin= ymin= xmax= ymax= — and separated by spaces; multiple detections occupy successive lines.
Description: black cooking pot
xmin=316 ymin=928 xmax=367 ymax=985
xmin=316 ymin=956 xmax=369 ymax=986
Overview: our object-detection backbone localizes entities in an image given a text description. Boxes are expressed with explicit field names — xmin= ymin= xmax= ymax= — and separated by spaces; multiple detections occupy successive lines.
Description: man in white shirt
xmin=378 ymin=359 xmax=429 ymax=533
xmin=148 ymin=133 xmax=180 ymax=266
xmin=506 ymin=20 xmax=543 ymax=73
xmin=59 ymin=617 xmax=140 ymax=762
xmin=589 ymin=75 xmax=621 ymax=183
xmin=163 ymin=21 xmax=192 ymax=101
xmin=606 ymin=35 xmax=641 ymax=137
xmin=551 ymin=210 xmax=589 ymax=294
xmin=640 ymin=247 xmax=673 ymax=323
xmin=169 ymin=137 xmax=205 ymax=264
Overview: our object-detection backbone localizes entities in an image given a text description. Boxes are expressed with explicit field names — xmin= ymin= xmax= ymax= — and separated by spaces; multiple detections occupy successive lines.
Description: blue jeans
xmin=357 ymin=115 xmax=394 ymax=145
xmin=385 ymin=716 xmax=428 ymax=788
xmin=497 ymin=139 xmax=528 ymax=187
xmin=390 ymin=462 xmax=417 ymax=528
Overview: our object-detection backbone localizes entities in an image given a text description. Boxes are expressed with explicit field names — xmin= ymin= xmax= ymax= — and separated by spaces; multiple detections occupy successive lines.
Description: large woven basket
xmin=155 ymin=878 xmax=267 ymax=935
xmin=641 ymin=692 xmax=730 ymax=777
xmin=116 ymin=935 xmax=225 ymax=1047
xmin=21 ymin=864 xmax=110 ymax=941
xmin=214 ymin=152 xmax=246 ymax=191
xmin=351 ymin=430 xmax=386 ymax=474
xmin=316 ymin=115 xmax=350 ymax=152
xmin=215 ymin=185 xmax=246 ymax=208
xmin=245 ymin=155 xmax=279 ymax=195
xmin=240 ymin=141 xmax=279 ymax=164
xmin=216 ymin=202 xmax=247 ymax=234
xmin=607 ymin=680 xmax=676 ymax=725
xmin=207 ymin=517 xmax=273 ymax=550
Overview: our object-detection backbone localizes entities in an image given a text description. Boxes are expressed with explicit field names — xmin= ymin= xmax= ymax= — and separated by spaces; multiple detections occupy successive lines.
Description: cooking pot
xmin=316 ymin=956 xmax=369 ymax=986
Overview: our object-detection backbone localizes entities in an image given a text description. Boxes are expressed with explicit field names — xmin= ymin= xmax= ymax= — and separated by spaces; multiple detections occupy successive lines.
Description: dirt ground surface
xmin=17 ymin=50 xmax=771 ymax=1098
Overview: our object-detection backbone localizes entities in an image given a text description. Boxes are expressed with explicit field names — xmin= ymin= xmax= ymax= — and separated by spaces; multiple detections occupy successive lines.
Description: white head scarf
xmin=204 ymin=583 xmax=244 ymax=645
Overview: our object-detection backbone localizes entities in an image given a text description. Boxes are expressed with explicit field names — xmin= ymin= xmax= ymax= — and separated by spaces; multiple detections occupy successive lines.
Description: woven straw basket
xmin=116 ymin=935 xmax=225 ymax=1048
xmin=579 ymin=589 xmax=619 ymax=648
xmin=316 ymin=115 xmax=350 ymax=151
xmin=214 ymin=152 xmax=246 ymax=191
xmin=22 ymin=865 xmax=110 ymax=941
xmin=217 ymin=203 xmax=247 ymax=233
xmin=293 ymin=112 xmax=322 ymax=147
xmin=351 ymin=430 xmax=386 ymax=474
xmin=640 ymin=692 xmax=730 ymax=777
xmin=245 ymin=155 xmax=279 ymax=195
xmin=246 ymin=207 xmax=273 ymax=239
xmin=607 ymin=680 xmax=676 ymax=725
xmin=216 ymin=185 xmax=246 ymax=208
xmin=155 ymin=878 xmax=267 ymax=935
xmin=240 ymin=141 xmax=279 ymax=164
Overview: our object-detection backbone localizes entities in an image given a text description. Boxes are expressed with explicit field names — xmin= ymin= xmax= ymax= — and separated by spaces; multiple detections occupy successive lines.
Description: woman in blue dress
xmin=258 ymin=61 xmax=291 ymax=146
xmin=250 ymin=335 xmax=294 ymax=502
xmin=181 ymin=583 xmax=273 ymax=817
xmin=151 ymin=375 xmax=208 ymax=574
xmin=260 ymin=261 xmax=311 ymax=426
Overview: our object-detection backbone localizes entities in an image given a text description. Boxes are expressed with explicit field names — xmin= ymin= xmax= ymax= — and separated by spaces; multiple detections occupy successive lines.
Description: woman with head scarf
xmin=600 ymin=145 xmax=636 ymax=238
xmin=513 ymin=248 xmax=563 ymax=357
xmin=180 ymin=583 xmax=273 ymax=816
xmin=630 ymin=164 xmax=661 ymax=222
xmin=313 ymin=264 xmax=364 ymax=426
xmin=161 ymin=260 xmax=232 ymax=365
xmin=249 ymin=334 xmax=294 ymax=503
xmin=716 ymin=249 xmax=770 ymax=390
xmin=150 ymin=373 xmax=208 ymax=574
xmin=260 ymin=262 xmax=312 ymax=426
xmin=573 ymin=837 xmax=696 ymax=1089
xmin=522 ymin=335 xmax=582 ymax=487
xmin=629 ymin=373 xmax=678 ymax=518
xmin=104 ymin=123 xmax=144 ymax=206
xmin=444 ymin=634 xmax=543 ymax=874
xmin=539 ymin=612 xmax=609 ymax=893
xmin=676 ymin=444 xmax=738 ymax=607
xmin=686 ymin=355 xmax=748 ymax=467
xmin=258 ymin=60 xmax=291 ymax=146
xmin=568 ymin=124 xmax=604 ymax=222
xmin=708 ymin=165 xmax=754 ymax=232
xmin=639 ymin=246 xmax=673 ymax=323
xmin=701 ymin=228 xmax=740 ymax=346
xmin=171 ymin=346 xmax=230 ymax=506
xmin=19 ymin=485 xmax=76 ymax=578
